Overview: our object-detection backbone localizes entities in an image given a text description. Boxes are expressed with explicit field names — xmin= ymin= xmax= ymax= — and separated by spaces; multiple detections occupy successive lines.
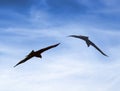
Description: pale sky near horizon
xmin=0 ymin=0 xmax=120 ymax=91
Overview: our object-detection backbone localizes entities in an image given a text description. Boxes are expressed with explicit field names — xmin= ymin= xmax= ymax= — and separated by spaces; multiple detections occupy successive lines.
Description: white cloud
xmin=0 ymin=52 xmax=120 ymax=91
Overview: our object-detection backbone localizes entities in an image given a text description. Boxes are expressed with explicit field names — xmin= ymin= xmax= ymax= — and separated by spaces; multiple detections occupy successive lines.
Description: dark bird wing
xmin=14 ymin=52 xmax=34 ymax=67
xmin=89 ymin=40 xmax=108 ymax=57
xmin=36 ymin=43 xmax=60 ymax=54
xmin=68 ymin=35 xmax=88 ymax=39
xmin=68 ymin=35 xmax=80 ymax=38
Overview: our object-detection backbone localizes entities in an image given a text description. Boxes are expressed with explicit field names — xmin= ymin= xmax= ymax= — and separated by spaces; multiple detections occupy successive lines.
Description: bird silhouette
xmin=69 ymin=35 xmax=108 ymax=57
xmin=14 ymin=43 xmax=60 ymax=67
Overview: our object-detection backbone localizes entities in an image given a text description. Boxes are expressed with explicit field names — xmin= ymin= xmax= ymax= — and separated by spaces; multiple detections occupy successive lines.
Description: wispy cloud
xmin=0 ymin=21 xmax=120 ymax=91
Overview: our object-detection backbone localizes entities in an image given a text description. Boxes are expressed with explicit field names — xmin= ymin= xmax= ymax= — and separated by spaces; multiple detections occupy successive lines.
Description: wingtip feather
xmin=13 ymin=65 xmax=17 ymax=68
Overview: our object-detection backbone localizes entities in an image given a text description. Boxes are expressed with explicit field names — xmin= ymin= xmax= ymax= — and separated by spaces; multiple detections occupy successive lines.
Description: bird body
xmin=69 ymin=35 xmax=108 ymax=57
xmin=14 ymin=43 xmax=60 ymax=67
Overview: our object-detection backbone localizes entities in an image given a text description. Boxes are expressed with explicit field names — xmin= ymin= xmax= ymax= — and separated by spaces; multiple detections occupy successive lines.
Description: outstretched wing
xmin=14 ymin=52 xmax=34 ymax=67
xmin=68 ymin=35 xmax=81 ymax=38
xmin=36 ymin=43 xmax=60 ymax=54
xmin=89 ymin=40 xmax=108 ymax=57
xmin=69 ymin=35 xmax=88 ymax=39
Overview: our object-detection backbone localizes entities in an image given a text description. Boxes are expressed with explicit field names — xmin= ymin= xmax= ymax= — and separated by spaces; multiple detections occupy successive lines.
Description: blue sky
xmin=0 ymin=0 xmax=120 ymax=91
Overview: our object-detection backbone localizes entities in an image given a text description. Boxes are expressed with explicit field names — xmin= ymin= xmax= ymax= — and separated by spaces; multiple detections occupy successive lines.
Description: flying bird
xmin=69 ymin=35 xmax=108 ymax=57
xmin=14 ymin=43 xmax=60 ymax=67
